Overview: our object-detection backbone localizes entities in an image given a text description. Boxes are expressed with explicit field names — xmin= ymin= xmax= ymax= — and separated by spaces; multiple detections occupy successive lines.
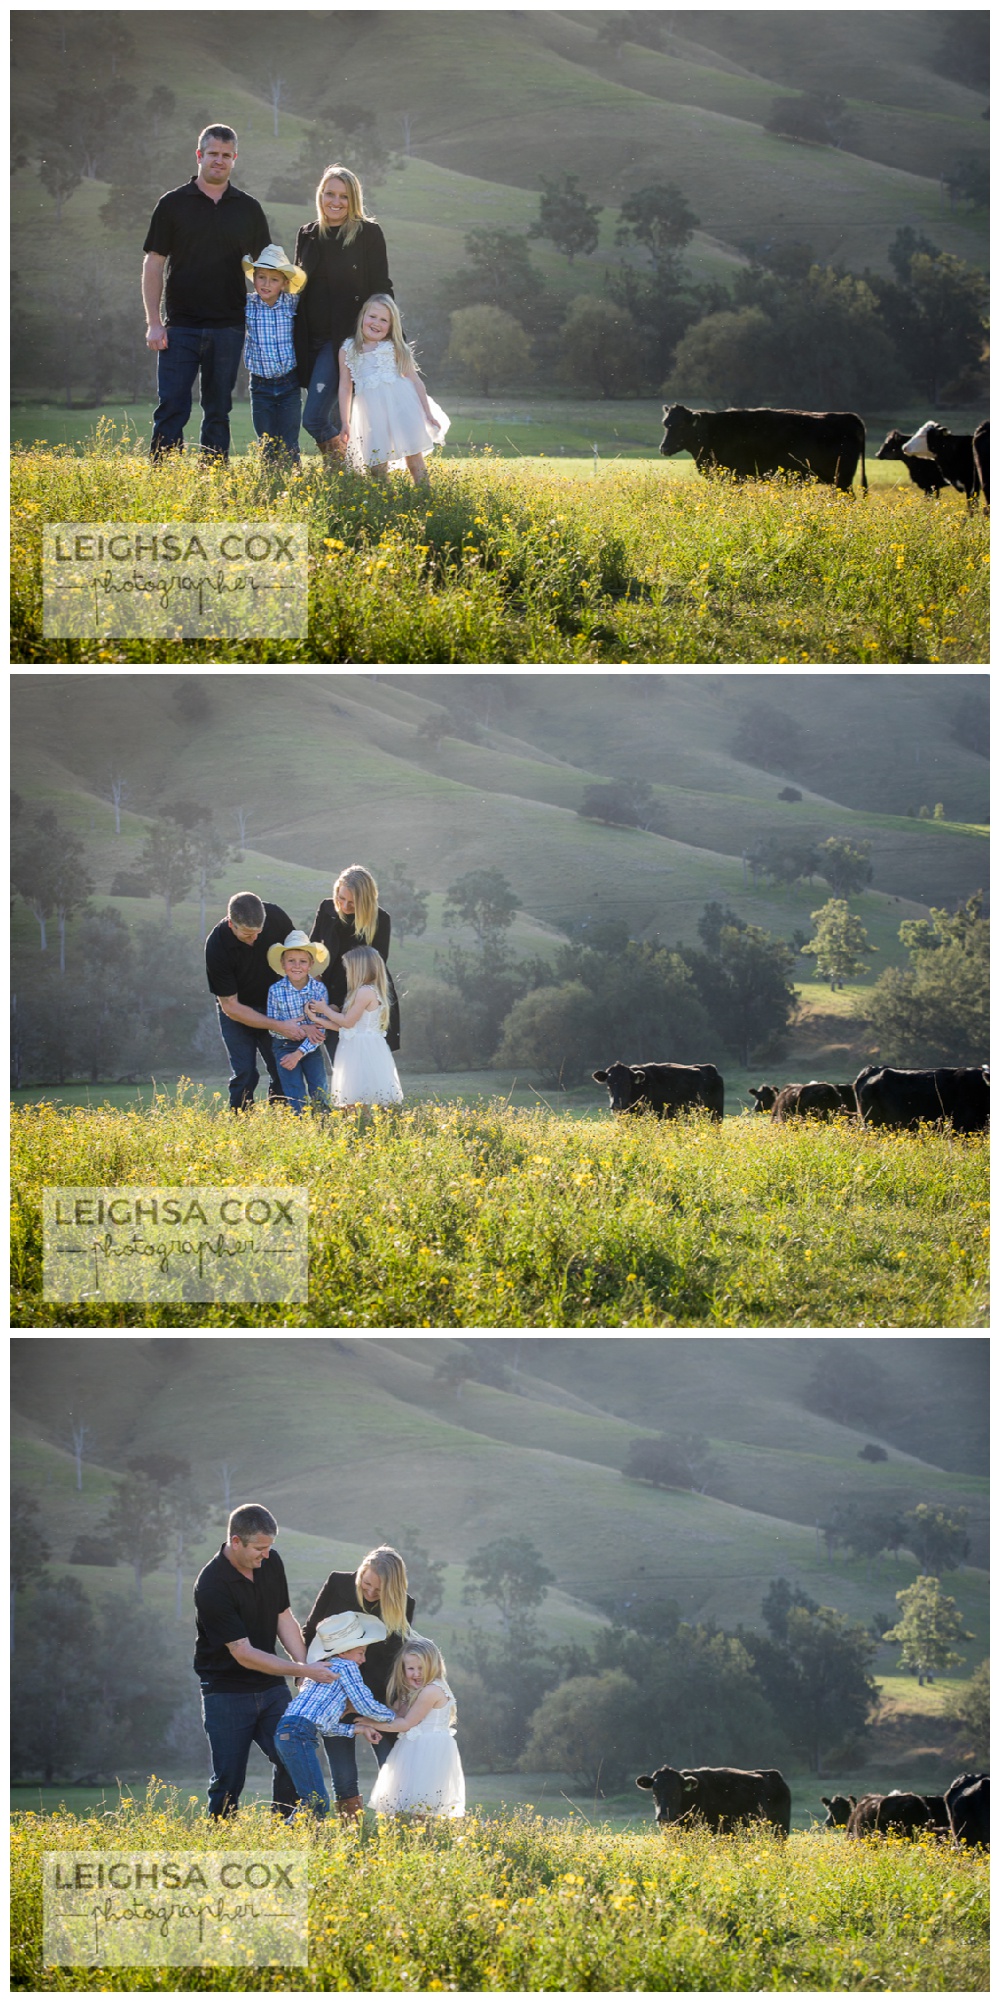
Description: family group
xmin=203 ymin=864 xmax=403 ymax=1114
xmin=195 ymin=1508 xmax=465 ymax=1821
xmin=143 ymin=126 xmax=448 ymax=481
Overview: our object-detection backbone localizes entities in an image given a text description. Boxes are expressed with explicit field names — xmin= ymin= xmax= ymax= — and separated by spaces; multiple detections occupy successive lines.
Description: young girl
xmin=305 ymin=944 xmax=403 ymax=1107
xmin=368 ymin=1636 xmax=466 ymax=1820
xmin=337 ymin=294 xmax=449 ymax=485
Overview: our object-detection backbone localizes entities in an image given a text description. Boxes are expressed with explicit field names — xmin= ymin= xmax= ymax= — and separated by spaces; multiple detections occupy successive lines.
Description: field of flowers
xmin=11 ymin=427 xmax=989 ymax=663
xmin=11 ymin=1788 xmax=989 ymax=1991
xmin=11 ymin=1090 xmax=989 ymax=1327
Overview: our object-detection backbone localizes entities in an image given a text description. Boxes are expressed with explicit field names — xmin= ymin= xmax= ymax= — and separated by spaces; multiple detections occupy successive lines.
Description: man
xmin=142 ymin=124 xmax=270 ymax=459
xmin=205 ymin=891 xmax=322 ymax=1110
xmin=194 ymin=1502 xmax=336 ymax=1818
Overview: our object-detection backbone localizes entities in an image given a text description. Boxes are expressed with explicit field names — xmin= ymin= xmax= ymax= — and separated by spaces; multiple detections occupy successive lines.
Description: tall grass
xmin=12 ymin=429 xmax=989 ymax=663
xmin=11 ymin=1090 xmax=988 ymax=1327
xmin=11 ymin=1788 xmax=989 ymax=1991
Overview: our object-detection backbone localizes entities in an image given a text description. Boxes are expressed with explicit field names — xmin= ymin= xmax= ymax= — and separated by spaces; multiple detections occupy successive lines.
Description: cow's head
xmin=660 ymin=403 xmax=695 ymax=458
xmin=875 ymin=432 xmax=906 ymax=460
xmin=901 ymin=421 xmax=936 ymax=459
xmin=821 ymin=1793 xmax=855 ymax=1828
xmin=593 ymin=1062 xmax=644 ymax=1112
xmin=748 ymin=1084 xmax=778 ymax=1113
xmin=636 ymin=1765 xmax=695 ymax=1825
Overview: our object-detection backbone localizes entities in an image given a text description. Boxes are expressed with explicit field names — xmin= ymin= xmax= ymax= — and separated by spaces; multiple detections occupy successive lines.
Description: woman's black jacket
xmin=309 ymin=899 xmax=400 ymax=1052
xmin=301 ymin=1570 xmax=415 ymax=1707
xmin=292 ymin=219 xmax=392 ymax=389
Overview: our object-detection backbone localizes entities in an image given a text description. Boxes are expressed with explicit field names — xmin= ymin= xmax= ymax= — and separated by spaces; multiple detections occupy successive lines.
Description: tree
xmin=137 ymin=819 xmax=197 ymax=924
xmin=462 ymin=1535 xmax=555 ymax=1646
xmin=377 ymin=863 xmax=429 ymax=943
xmin=761 ymin=1579 xmax=820 ymax=1644
xmin=745 ymin=1605 xmax=878 ymax=1772
xmin=11 ymin=1488 xmax=50 ymax=1652
xmin=11 ymin=806 xmax=93 ymax=963
xmin=519 ymin=1668 xmax=644 ymax=1791
xmin=802 ymin=1345 xmax=889 ymax=1427
xmin=578 ymin=776 xmax=664 ymax=830
xmin=126 ymin=1454 xmax=210 ymax=1622
xmin=903 ymin=1504 xmax=971 ymax=1575
xmin=869 ymin=252 xmax=988 ymax=406
xmin=732 ymin=703 xmax=807 ymax=775
xmin=38 ymin=142 xmax=81 ymax=222
xmin=185 ymin=814 xmax=230 ymax=938
xmin=623 ymin=1432 xmax=716 ymax=1494
xmin=817 ymin=838 xmax=873 ymax=898
xmin=529 ymin=174 xmax=601 ymax=263
xmin=445 ymin=305 xmax=531 ymax=396
xmin=665 ymin=306 xmax=779 ymax=406
xmin=97 ymin=1470 xmax=174 ymax=1600
xmin=493 ymin=981 xmax=605 ymax=1087
xmin=448 ymin=228 xmax=541 ymax=328
xmin=944 ymin=1659 xmax=988 ymax=1762
xmin=678 ymin=923 xmax=798 ymax=1067
xmin=764 ymin=91 xmax=857 ymax=149
xmin=802 ymin=900 xmax=878 ymax=989
xmin=443 ymin=868 xmax=520 ymax=950
xmin=396 ymin=1526 xmax=446 ymax=1618
xmin=615 ymin=184 xmax=699 ymax=271
xmin=402 ymin=976 xmax=489 ymax=1072
xmin=865 ymin=893 xmax=988 ymax=1065
xmin=558 ymin=295 xmax=642 ymax=397
xmin=747 ymin=837 xmax=821 ymax=889
xmin=883 ymin=1576 xmax=973 ymax=1682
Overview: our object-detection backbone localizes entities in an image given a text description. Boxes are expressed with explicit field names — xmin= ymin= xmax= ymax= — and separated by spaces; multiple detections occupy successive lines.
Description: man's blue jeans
xmin=201 ymin=1683 xmax=297 ymax=1817
xmin=151 ymin=325 xmax=245 ymax=459
xmin=250 ymin=369 xmax=302 ymax=464
xmin=270 ymin=1038 xmax=329 ymax=1114
xmin=302 ymin=343 xmax=339 ymax=446
xmin=217 ymin=1006 xmax=286 ymax=1110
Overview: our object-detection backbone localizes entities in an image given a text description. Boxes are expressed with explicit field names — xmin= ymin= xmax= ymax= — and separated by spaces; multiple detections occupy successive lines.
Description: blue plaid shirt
xmin=284 ymin=1657 xmax=397 ymax=1735
xmin=267 ymin=974 xmax=327 ymax=1055
xmin=244 ymin=291 xmax=299 ymax=380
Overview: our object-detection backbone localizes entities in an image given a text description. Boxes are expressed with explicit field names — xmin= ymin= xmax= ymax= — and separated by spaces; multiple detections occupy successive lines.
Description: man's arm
xmin=226 ymin=1635 xmax=335 ymax=1681
xmin=276 ymin=1607 xmax=308 ymax=1663
xmin=217 ymin=992 xmax=312 ymax=1040
xmin=142 ymin=252 xmax=168 ymax=351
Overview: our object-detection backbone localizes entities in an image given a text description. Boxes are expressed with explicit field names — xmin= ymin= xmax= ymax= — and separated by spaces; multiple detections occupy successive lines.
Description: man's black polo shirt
xmin=144 ymin=178 xmax=270 ymax=327
xmin=205 ymin=903 xmax=293 ymax=1014
xmin=194 ymin=1543 xmax=291 ymax=1692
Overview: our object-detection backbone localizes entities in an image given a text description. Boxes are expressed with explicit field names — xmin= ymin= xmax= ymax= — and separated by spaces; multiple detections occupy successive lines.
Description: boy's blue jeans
xmin=250 ymin=368 xmax=301 ymax=463
xmin=270 ymin=1038 xmax=329 ymax=1114
xmin=275 ymin=1714 xmax=334 ymax=1815
xmin=151 ymin=325 xmax=244 ymax=459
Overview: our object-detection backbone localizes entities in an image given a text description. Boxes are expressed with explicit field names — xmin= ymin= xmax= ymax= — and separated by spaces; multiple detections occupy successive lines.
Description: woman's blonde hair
xmin=315 ymin=164 xmax=367 ymax=245
xmin=342 ymin=946 xmax=390 ymax=1032
xmin=351 ymin=294 xmax=419 ymax=379
xmin=333 ymin=865 xmax=379 ymax=942
xmin=355 ymin=1544 xmax=409 ymax=1636
xmin=386 ymin=1634 xmax=449 ymax=1711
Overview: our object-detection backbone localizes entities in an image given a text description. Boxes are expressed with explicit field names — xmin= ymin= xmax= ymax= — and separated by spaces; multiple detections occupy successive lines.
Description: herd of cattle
xmin=592 ymin=1060 xmax=989 ymax=1132
xmin=635 ymin=1763 xmax=989 ymax=1846
xmin=659 ymin=403 xmax=989 ymax=505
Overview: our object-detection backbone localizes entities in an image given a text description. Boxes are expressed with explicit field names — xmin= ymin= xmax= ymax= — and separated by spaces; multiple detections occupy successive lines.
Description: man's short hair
xmin=228 ymin=893 xmax=265 ymax=927
xmin=198 ymin=124 xmax=238 ymax=151
xmin=228 ymin=1503 xmax=278 ymax=1542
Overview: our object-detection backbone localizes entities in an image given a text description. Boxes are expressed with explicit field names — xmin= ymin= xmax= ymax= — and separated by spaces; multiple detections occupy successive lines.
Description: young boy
xmin=241 ymin=244 xmax=306 ymax=465
xmin=265 ymin=929 xmax=330 ymax=1113
xmin=275 ymin=1611 xmax=398 ymax=1818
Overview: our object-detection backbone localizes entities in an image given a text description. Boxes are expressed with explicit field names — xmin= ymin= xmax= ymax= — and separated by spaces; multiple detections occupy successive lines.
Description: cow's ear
xmin=821 ymin=1797 xmax=831 ymax=1809
xmin=636 ymin=1775 xmax=653 ymax=1789
xmin=681 ymin=1775 xmax=698 ymax=1795
xmin=592 ymin=1070 xmax=608 ymax=1084
xmin=849 ymin=1795 xmax=857 ymax=1807
xmin=633 ymin=1069 xmax=646 ymax=1085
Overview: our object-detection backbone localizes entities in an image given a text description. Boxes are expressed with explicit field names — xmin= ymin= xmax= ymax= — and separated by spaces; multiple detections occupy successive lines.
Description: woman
xmin=310 ymin=864 xmax=400 ymax=1053
xmin=301 ymin=1545 xmax=414 ymax=1817
xmin=293 ymin=165 xmax=394 ymax=461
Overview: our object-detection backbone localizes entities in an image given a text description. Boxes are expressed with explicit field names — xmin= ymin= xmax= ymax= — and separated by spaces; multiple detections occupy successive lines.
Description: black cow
xmin=821 ymin=1793 xmax=855 ymax=1828
xmin=854 ymin=1064 xmax=989 ymax=1134
xmin=902 ymin=422 xmax=981 ymax=503
xmin=876 ymin=429 xmax=948 ymax=495
xmin=748 ymin=1083 xmax=779 ymax=1113
xmin=972 ymin=421 xmax=989 ymax=509
xmin=771 ymin=1081 xmax=856 ymax=1121
xmin=660 ymin=404 xmax=867 ymax=491
xmin=637 ymin=1764 xmax=791 ymax=1837
xmin=593 ymin=1060 xmax=725 ymax=1121
xmin=945 ymin=1771 xmax=989 ymax=1848
xmin=845 ymin=1794 xmax=882 ymax=1837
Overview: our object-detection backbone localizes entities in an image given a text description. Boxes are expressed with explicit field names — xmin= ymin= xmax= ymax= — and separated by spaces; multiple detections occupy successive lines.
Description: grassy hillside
xmin=10 ymin=1336 xmax=989 ymax=1641
xmin=9 ymin=674 xmax=989 ymax=985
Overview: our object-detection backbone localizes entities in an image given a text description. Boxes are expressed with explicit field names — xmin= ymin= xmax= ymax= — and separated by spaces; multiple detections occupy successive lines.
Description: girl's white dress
xmin=331 ymin=999 xmax=403 ymax=1107
xmin=368 ymin=1683 xmax=465 ymax=1818
xmin=343 ymin=339 xmax=450 ymax=470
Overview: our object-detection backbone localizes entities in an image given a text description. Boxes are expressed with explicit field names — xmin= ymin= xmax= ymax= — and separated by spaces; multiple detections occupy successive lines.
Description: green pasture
xmin=11 ymin=1792 xmax=989 ymax=1990
xmin=11 ymin=1090 xmax=988 ymax=1328
xmin=12 ymin=435 xmax=989 ymax=664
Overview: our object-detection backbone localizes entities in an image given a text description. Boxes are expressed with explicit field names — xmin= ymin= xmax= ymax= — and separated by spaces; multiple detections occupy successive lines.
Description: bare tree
xmin=267 ymin=69 xmax=284 ymax=137
xmin=68 ymin=1414 xmax=95 ymax=1490
xmin=234 ymin=807 xmax=251 ymax=858
xmin=108 ymin=769 xmax=129 ymax=834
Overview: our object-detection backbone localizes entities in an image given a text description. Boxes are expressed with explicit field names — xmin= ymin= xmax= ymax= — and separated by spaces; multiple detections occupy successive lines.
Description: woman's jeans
xmin=201 ymin=1683 xmax=297 ymax=1817
xmin=302 ymin=343 xmax=339 ymax=445
xmin=275 ymin=1714 xmax=333 ymax=1815
xmin=270 ymin=1038 xmax=329 ymax=1114
xmin=324 ymin=1728 xmax=394 ymax=1799
xmin=249 ymin=369 xmax=301 ymax=463
xmin=151 ymin=325 xmax=245 ymax=460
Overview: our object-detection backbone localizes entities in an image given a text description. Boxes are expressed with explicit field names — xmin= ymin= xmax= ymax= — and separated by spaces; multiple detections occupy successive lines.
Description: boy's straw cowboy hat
xmin=242 ymin=243 xmax=308 ymax=294
xmin=306 ymin=1610 xmax=388 ymax=1662
xmin=266 ymin=929 xmax=330 ymax=976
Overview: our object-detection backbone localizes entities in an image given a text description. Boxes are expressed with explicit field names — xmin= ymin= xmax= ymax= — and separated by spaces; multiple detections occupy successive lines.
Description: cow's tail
xmin=858 ymin=420 xmax=868 ymax=494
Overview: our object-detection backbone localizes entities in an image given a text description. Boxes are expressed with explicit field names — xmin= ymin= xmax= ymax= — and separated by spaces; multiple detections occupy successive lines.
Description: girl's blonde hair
xmin=315 ymin=164 xmax=367 ymax=245
xmin=386 ymin=1634 xmax=450 ymax=1711
xmin=342 ymin=946 xmax=390 ymax=1032
xmin=352 ymin=294 xmax=419 ymax=378
xmin=333 ymin=865 xmax=379 ymax=942
xmin=355 ymin=1544 xmax=409 ymax=1636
